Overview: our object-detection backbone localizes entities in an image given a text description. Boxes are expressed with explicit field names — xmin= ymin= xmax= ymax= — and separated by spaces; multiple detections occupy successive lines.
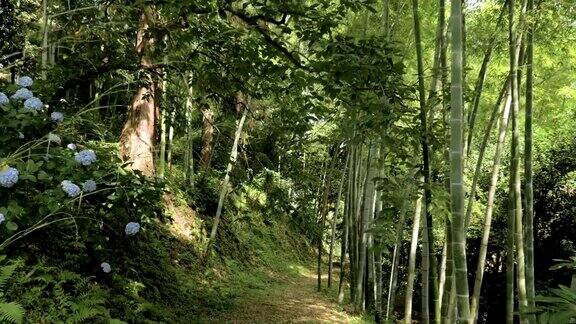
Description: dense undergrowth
xmin=0 ymin=78 xmax=316 ymax=323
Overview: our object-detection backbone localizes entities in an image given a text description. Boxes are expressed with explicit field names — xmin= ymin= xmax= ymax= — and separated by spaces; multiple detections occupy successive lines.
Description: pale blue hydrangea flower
xmin=0 ymin=92 xmax=8 ymax=106
xmin=82 ymin=180 xmax=97 ymax=193
xmin=24 ymin=97 xmax=43 ymax=111
xmin=0 ymin=167 xmax=19 ymax=188
xmin=51 ymin=112 xmax=64 ymax=123
xmin=67 ymin=143 xmax=77 ymax=150
xmin=125 ymin=222 xmax=140 ymax=236
xmin=0 ymin=213 xmax=4 ymax=224
xmin=100 ymin=262 xmax=111 ymax=273
xmin=61 ymin=180 xmax=81 ymax=198
xmin=12 ymin=88 xmax=33 ymax=101
xmin=47 ymin=133 xmax=61 ymax=145
xmin=75 ymin=150 xmax=97 ymax=166
xmin=17 ymin=76 xmax=33 ymax=88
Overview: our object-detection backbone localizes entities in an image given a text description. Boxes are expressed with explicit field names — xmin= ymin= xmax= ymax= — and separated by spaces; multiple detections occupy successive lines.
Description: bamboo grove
xmin=314 ymin=0 xmax=563 ymax=323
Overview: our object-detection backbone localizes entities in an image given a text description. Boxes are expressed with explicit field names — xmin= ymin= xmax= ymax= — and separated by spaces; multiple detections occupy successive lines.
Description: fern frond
xmin=0 ymin=301 xmax=24 ymax=324
xmin=0 ymin=265 xmax=18 ymax=289
xmin=68 ymin=304 xmax=106 ymax=323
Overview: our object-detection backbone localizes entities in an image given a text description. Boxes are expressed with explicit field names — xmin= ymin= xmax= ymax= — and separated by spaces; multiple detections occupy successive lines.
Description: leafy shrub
xmin=0 ymin=78 xmax=165 ymax=320
xmin=7 ymin=261 xmax=111 ymax=323
xmin=535 ymin=257 xmax=576 ymax=323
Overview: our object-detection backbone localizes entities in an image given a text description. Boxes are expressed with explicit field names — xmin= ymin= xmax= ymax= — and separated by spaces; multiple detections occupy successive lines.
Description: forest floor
xmin=199 ymin=262 xmax=370 ymax=323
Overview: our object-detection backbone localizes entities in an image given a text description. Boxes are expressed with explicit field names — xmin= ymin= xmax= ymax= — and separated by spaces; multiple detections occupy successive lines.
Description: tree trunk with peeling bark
xmin=119 ymin=8 xmax=156 ymax=176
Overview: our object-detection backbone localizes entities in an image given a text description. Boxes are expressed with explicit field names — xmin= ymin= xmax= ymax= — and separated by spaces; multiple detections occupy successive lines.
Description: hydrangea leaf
xmin=5 ymin=222 xmax=17 ymax=232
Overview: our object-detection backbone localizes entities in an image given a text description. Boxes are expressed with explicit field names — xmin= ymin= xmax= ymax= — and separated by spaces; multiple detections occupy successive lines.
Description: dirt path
xmin=203 ymin=264 xmax=368 ymax=323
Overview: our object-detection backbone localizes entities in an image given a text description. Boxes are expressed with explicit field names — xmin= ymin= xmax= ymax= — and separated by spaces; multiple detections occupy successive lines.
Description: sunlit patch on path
xmin=203 ymin=264 xmax=367 ymax=323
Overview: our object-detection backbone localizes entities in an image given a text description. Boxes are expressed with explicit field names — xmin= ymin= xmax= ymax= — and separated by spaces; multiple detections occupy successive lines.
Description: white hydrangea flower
xmin=67 ymin=143 xmax=77 ymax=150
xmin=0 ymin=92 xmax=8 ymax=106
xmin=75 ymin=150 xmax=97 ymax=166
xmin=82 ymin=179 xmax=97 ymax=193
xmin=0 ymin=213 xmax=4 ymax=224
xmin=0 ymin=167 xmax=19 ymax=188
xmin=61 ymin=180 xmax=81 ymax=198
xmin=47 ymin=133 xmax=61 ymax=144
xmin=12 ymin=88 xmax=33 ymax=101
xmin=18 ymin=132 xmax=25 ymax=139
xmin=125 ymin=222 xmax=141 ymax=236
xmin=24 ymin=97 xmax=43 ymax=111
xmin=17 ymin=76 xmax=33 ymax=88
xmin=100 ymin=262 xmax=111 ymax=273
xmin=51 ymin=112 xmax=64 ymax=123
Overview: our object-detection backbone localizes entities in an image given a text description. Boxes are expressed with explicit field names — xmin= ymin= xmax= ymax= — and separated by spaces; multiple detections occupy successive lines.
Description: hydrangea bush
xmin=0 ymin=77 xmax=164 ymax=284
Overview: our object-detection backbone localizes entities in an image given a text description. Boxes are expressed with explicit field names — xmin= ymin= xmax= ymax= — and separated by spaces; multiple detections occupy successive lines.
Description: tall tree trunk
xmin=506 ymin=157 xmax=516 ymax=324
xmin=428 ymin=0 xmax=446 ymax=106
xmin=119 ymin=8 xmax=156 ymax=176
xmin=509 ymin=0 xmax=529 ymax=321
xmin=469 ymin=80 xmax=512 ymax=323
xmin=184 ymin=74 xmax=195 ymax=186
xmin=318 ymin=155 xmax=335 ymax=292
xmin=204 ymin=93 xmax=249 ymax=261
xmin=351 ymin=145 xmax=366 ymax=303
xmin=404 ymin=194 xmax=423 ymax=324
xmin=354 ymin=145 xmax=377 ymax=311
xmin=464 ymin=77 xmax=510 ymax=228
xmin=524 ymin=0 xmax=536 ymax=314
xmin=41 ymin=0 xmax=49 ymax=80
xmin=412 ymin=1 xmax=438 ymax=320
xmin=167 ymin=108 xmax=175 ymax=170
xmin=349 ymin=145 xmax=360 ymax=302
xmin=374 ymin=164 xmax=384 ymax=323
xmin=385 ymin=198 xmax=409 ymax=321
xmin=438 ymin=237 xmax=447 ymax=318
xmin=338 ymin=150 xmax=354 ymax=304
xmin=158 ymin=104 xmax=167 ymax=177
xmin=329 ymin=152 xmax=349 ymax=288
xmin=437 ymin=4 xmax=451 ymax=318
xmin=449 ymin=0 xmax=470 ymax=321
xmin=366 ymin=243 xmax=376 ymax=313
xmin=441 ymin=220 xmax=458 ymax=324
xmin=158 ymin=62 xmax=168 ymax=178
xmin=421 ymin=200 xmax=431 ymax=324
xmin=506 ymin=5 xmax=517 ymax=323
xmin=200 ymin=103 xmax=215 ymax=170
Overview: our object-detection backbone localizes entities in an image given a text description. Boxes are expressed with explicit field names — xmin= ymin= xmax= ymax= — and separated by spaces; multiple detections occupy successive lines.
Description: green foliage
xmin=0 ymin=302 xmax=24 ymax=324
xmin=536 ymin=285 xmax=576 ymax=324
xmin=531 ymin=258 xmax=576 ymax=323
xmin=0 ymin=257 xmax=24 ymax=324
xmin=10 ymin=263 xmax=110 ymax=323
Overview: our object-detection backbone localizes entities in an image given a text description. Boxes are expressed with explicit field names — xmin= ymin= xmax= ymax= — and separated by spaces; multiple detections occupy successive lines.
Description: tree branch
xmin=226 ymin=9 xmax=306 ymax=69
